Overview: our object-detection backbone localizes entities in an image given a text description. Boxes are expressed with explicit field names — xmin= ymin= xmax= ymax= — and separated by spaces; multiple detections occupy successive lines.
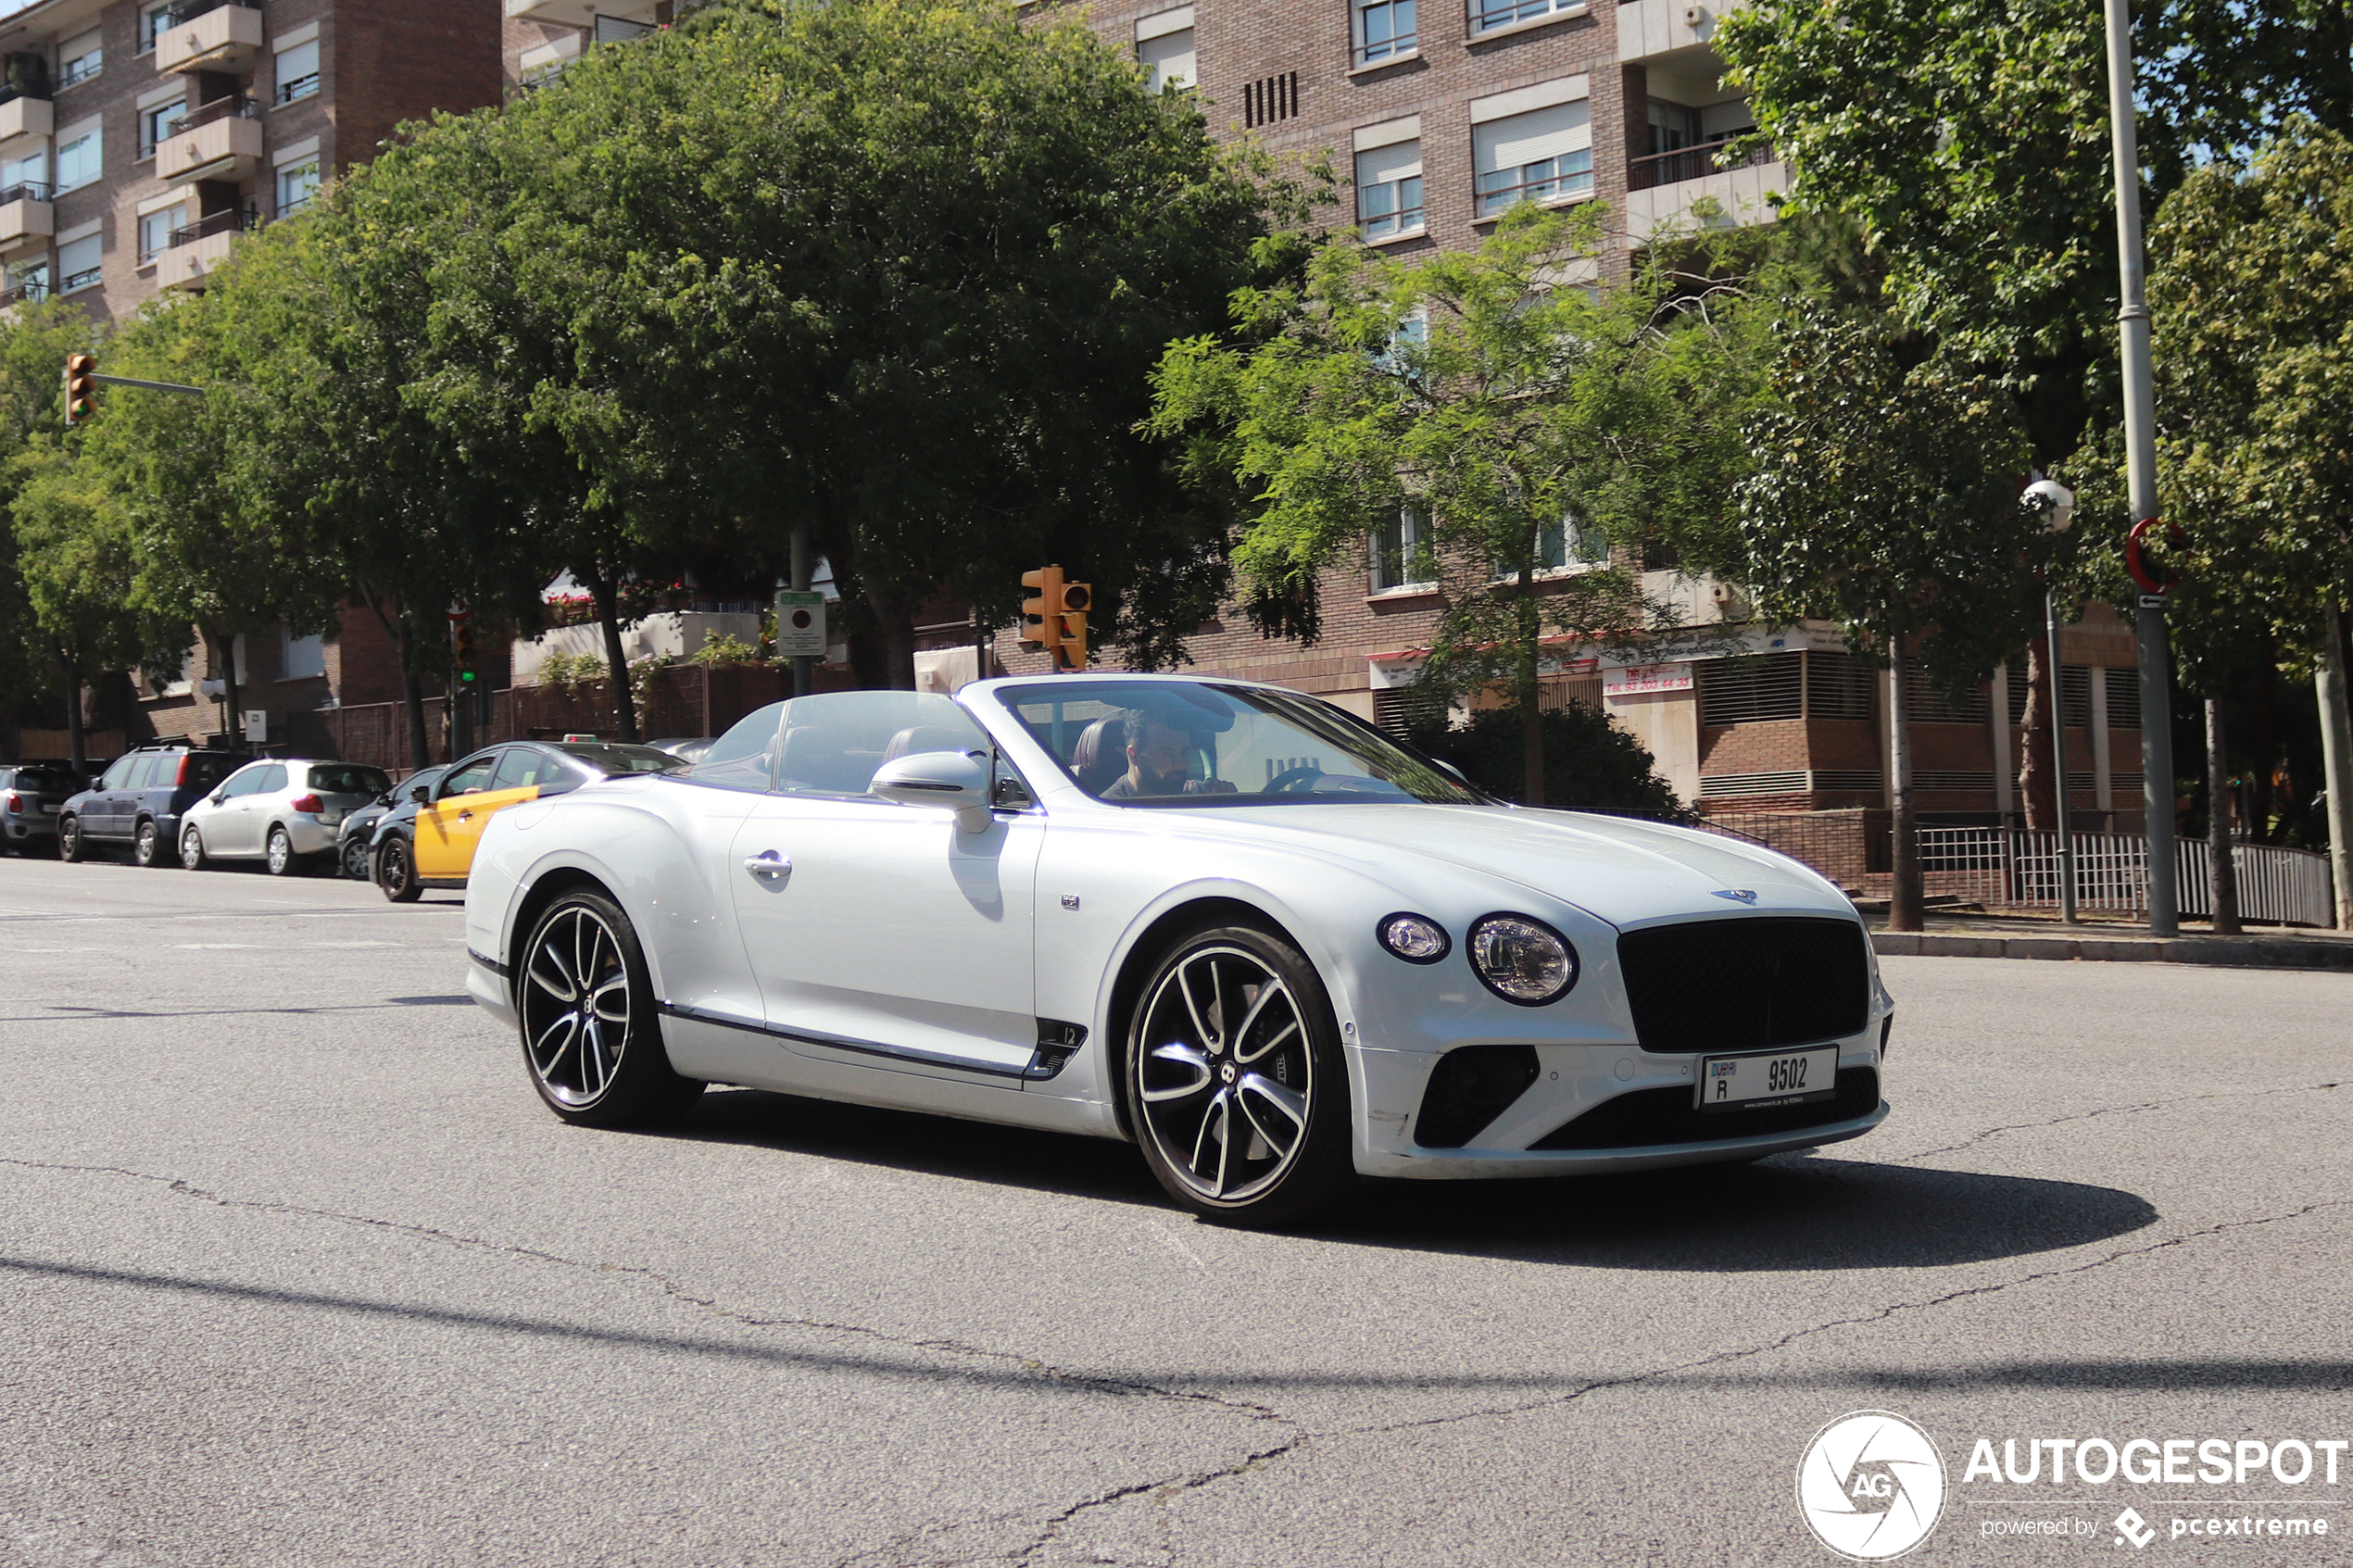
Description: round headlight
xmin=1467 ymin=914 xmax=1578 ymax=1005
xmin=1378 ymin=912 xmax=1451 ymax=964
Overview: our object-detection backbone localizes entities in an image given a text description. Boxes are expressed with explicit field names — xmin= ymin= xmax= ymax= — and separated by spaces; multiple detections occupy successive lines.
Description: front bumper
xmin=1350 ymin=1031 xmax=1889 ymax=1179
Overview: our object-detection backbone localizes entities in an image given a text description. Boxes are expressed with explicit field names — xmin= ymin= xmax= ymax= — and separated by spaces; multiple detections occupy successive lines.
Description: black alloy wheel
xmin=57 ymin=815 xmax=84 ymax=863
xmin=517 ymin=888 xmax=703 ymax=1126
xmin=377 ymin=836 xmax=422 ymax=903
xmin=133 ymin=820 xmax=163 ymax=868
xmin=1124 ymin=922 xmax=1355 ymax=1227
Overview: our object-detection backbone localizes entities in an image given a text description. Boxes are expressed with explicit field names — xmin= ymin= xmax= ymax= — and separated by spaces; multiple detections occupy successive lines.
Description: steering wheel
xmin=1262 ymin=766 xmax=1325 ymax=796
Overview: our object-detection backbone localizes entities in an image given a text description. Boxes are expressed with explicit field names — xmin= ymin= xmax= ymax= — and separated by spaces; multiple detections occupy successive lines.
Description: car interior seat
xmin=1071 ymin=716 xmax=1127 ymax=796
xmin=881 ymin=726 xmax=979 ymax=765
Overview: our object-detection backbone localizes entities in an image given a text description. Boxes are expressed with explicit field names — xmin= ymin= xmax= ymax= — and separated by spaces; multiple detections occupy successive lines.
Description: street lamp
xmin=2027 ymin=477 xmax=2080 ymax=922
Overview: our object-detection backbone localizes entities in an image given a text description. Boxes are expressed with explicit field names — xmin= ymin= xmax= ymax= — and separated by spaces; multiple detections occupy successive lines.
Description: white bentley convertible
xmin=463 ymin=675 xmax=1893 ymax=1223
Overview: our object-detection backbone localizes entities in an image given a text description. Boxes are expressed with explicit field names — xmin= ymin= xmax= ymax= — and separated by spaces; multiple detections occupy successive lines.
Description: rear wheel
xmin=58 ymin=815 xmax=85 ymax=863
xmin=180 ymin=824 xmax=208 ymax=872
xmin=518 ymin=889 xmax=702 ymax=1126
xmin=1124 ymin=922 xmax=1355 ymax=1227
xmin=376 ymin=836 xmax=422 ymax=902
xmin=133 ymin=820 xmax=164 ymax=868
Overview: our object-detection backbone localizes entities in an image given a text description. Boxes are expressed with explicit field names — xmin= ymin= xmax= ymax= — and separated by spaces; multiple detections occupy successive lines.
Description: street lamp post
xmin=2028 ymin=478 xmax=2079 ymax=922
xmin=2101 ymin=0 xmax=2180 ymax=935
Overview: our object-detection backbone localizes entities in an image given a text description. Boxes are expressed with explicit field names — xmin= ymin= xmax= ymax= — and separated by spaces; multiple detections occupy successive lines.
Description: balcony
xmin=0 ymin=93 xmax=53 ymax=147
xmin=1618 ymin=0 xmax=1747 ymax=59
xmin=0 ymin=182 xmax=53 ymax=258
xmin=504 ymin=0 xmax=659 ymax=27
xmin=159 ymin=209 xmax=255 ymax=291
xmin=158 ymin=96 xmax=261 ymax=184
xmin=156 ymin=0 xmax=265 ymax=76
xmin=1624 ymin=139 xmax=1785 ymax=238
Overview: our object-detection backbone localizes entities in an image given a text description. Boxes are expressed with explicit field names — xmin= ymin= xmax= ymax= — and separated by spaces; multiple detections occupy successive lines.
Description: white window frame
xmin=276 ymin=157 xmax=321 ymax=216
xmin=138 ymin=204 xmax=185 ymax=264
xmin=1135 ymin=8 xmax=1195 ymax=94
xmin=280 ymin=627 xmax=327 ymax=681
xmin=140 ymin=101 xmax=183 ymax=160
xmin=1470 ymin=83 xmax=1592 ymax=219
xmin=138 ymin=3 xmax=173 ymax=56
xmin=274 ymin=39 xmax=321 ymax=106
xmin=1469 ymin=0 xmax=1586 ymax=34
xmin=57 ymin=232 xmax=102 ymax=295
xmin=1354 ymin=129 xmax=1424 ymax=241
xmin=55 ymin=130 xmax=102 ymax=194
xmin=8 ymin=257 xmax=50 ymax=302
xmin=57 ymin=31 xmax=102 ymax=87
xmin=1354 ymin=0 xmax=1417 ymax=64
xmin=1372 ymin=507 xmax=1437 ymax=594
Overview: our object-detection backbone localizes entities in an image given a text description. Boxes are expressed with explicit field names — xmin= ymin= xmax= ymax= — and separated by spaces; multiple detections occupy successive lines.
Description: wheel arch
xmin=504 ymin=865 xmax=620 ymax=1004
xmin=1098 ymin=894 xmax=1314 ymax=1143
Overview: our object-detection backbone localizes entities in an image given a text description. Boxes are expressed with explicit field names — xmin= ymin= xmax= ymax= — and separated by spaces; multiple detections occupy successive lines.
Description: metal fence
xmin=1916 ymin=827 xmax=2334 ymax=928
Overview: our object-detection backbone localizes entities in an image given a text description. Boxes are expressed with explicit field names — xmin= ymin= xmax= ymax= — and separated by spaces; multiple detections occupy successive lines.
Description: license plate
xmin=1697 ymin=1046 xmax=1837 ymax=1112
xmin=321 ymin=812 xmax=341 ymax=825
xmin=40 ymin=803 xmax=57 ymax=813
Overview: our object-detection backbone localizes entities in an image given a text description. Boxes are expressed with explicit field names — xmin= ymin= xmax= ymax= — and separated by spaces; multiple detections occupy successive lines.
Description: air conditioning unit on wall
xmin=242 ymin=709 xmax=268 ymax=743
xmin=1683 ymin=4 xmax=1708 ymax=24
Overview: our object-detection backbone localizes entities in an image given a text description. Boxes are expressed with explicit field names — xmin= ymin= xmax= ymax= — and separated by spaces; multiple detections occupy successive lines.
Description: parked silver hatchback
xmin=178 ymin=759 xmax=393 ymax=876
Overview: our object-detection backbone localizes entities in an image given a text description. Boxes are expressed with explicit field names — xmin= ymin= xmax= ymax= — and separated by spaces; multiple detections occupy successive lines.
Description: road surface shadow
xmin=648 ymin=1089 xmax=2157 ymax=1272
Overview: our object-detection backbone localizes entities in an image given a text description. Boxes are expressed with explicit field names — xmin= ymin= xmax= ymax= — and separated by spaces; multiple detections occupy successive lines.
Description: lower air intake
xmin=1414 ymin=1044 xmax=1540 ymax=1148
xmin=1529 ymin=1067 xmax=1881 ymax=1150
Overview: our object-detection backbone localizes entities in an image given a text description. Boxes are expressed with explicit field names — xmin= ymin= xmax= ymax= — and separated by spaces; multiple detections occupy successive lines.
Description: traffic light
xmin=63 ymin=354 xmax=95 ymax=426
xmin=1054 ymin=578 xmax=1090 ymax=671
xmin=1020 ymin=566 xmax=1064 ymax=665
xmin=452 ymin=618 xmax=479 ymax=685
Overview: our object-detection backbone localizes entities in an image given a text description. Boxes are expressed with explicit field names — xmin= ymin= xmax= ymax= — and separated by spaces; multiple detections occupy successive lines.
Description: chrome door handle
xmin=458 ymin=810 xmax=473 ymax=822
xmin=742 ymin=850 xmax=791 ymax=882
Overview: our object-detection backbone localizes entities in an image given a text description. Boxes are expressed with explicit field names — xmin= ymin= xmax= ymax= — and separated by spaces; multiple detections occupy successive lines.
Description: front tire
xmin=517 ymin=889 xmax=703 ymax=1126
xmin=376 ymin=837 xmax=422 ymax=902
xmin=133 ymin=820 xmax=164 ymax=868
xmin=180 ymin=824 xmax=208 ymax=871
xmin=58 ymin=815 xmax=85 ymax=863
xmin=265 ymin=825 xmax=299 ymax=876
xmin=1124 ymin=922 xmax=1355 ymax=1227
xmin=340 ymin=834 xmax=371 ymax=881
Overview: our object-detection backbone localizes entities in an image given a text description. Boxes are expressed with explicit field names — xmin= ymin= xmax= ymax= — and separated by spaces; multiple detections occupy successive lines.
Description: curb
xmin=1872 ymin=931 xmax=2353 ymax=972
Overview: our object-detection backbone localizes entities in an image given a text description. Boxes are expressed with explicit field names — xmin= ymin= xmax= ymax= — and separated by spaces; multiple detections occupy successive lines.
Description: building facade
xmin=0 ymin=0 xmax=502 ymax=756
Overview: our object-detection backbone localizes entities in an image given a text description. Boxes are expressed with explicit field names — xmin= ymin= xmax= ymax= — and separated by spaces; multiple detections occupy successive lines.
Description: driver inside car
xmin=1101 ymin=709 xmax=1237 ymax=799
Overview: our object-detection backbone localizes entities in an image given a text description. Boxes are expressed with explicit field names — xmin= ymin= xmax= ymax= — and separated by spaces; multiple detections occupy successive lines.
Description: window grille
xmin=1700 ymin=653 xmax=1802 ymax=725
xmin=1804 ymin=652 xmax=1877 ymax=721
xmin=2105 ymin=666 xmax=2141 ymax=728
xmin=1243 ymin=72 xmax=1298 ymax=129
xmin=1903 ymin=661 xmax=1990 ymax=724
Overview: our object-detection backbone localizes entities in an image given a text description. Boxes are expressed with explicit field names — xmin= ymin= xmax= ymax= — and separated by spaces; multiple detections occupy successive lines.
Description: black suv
xmin=0 ymin=763 xmax=86 ymax=854
xmin=60 ymin=742 xmax=252 ymax=867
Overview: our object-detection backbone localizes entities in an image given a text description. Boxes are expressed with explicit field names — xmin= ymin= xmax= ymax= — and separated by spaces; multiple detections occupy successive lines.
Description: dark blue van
xmin=60 ymin=742 xmax=251 ymax=867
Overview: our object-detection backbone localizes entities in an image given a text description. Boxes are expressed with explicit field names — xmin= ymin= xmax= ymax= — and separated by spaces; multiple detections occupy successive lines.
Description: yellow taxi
xmin=372 ymin=739 xmax=684 ymax=900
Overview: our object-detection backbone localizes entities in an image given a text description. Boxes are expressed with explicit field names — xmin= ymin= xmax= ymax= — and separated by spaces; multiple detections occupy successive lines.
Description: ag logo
xmin=1796 ymin=1411 xmax=1946 ymax=1560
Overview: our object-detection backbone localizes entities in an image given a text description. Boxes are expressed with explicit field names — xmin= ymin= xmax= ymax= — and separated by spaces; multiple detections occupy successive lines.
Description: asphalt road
xmin=2 ymin=853 xmax=2348 ymax=1568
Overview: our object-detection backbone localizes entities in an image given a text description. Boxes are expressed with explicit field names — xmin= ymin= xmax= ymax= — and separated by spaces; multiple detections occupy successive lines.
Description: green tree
xmin=1151 ymin=205 xmax=1723 ymax=805
xmin=1409 ymin=701 xmax=1687 ymax=815
xmin=1732 ymin=315 xmax=2041 ymax=929
xmin=0 ymin=300 xmax=105 ymax=720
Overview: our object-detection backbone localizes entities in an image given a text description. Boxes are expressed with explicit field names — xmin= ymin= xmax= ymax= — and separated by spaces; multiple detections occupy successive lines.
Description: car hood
xmin=1155 ymin=803 xmax=1854 ymax=930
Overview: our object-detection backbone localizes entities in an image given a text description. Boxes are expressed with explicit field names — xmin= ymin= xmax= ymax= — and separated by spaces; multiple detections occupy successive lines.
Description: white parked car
xmin=180 ymin=759 xmax=394 ymax=876
xmin=463 ymin=676 xmax=1892 ymax=1224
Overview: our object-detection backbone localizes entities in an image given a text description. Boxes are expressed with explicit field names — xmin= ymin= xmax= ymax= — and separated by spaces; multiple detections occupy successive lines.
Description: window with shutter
xmin=1473 ymin=101 xmax=1592 ymax=217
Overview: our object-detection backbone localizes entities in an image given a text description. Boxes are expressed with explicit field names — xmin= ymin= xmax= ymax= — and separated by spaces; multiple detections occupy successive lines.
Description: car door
xmin=209 ymin=763 xmax=278 ymax=855
xmin=724 ymin=692 xmax=1044 ymax=1082
xmin=412 ymin=751 xmax=501 ymax=880
xmin=86 ymin=755 xmax=139 ymax=839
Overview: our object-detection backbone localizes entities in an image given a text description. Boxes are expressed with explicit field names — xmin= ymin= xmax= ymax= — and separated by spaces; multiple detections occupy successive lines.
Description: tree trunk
xmin=1888 ymin=636 xmax=1923 ymax=933
xmin=208 ymin=626 xmax=243 ymax=746
xmin=2317 ymin=603 xmax=2353 ymax=930
xmin=2250 ymin=649 xmax=2279 ymax=842
xmin=585 ymin=571 xmax=639 ymax=743
xmin=52 ymin=642 xmax=85 ymax=772
xmin=1518 ymin=563 xmax=1544 ymax=807
xmin=863 ymin=575 xmax=918 ymax=691
xmin=2018 ymin=632 xmax=2058 ymax=830
xmin=358 ymin=584 xmax=433 ymax=771
xmin=2205 ymin=696 xmax=2240 ymax=935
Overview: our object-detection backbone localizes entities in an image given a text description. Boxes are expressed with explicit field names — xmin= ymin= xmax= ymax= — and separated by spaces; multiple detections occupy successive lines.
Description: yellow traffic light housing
xmin=1055 ymin=579 xmax=1090 ymax=671
xmin=1020 ymin=566 xmax=1064 ymax=665
xmin=63 ymin=354 xmax=95 ymax=426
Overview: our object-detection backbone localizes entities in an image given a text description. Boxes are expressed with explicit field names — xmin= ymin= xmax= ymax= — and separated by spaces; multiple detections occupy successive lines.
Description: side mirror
xmin=209 ymin=791 xmax=228 ymax=807
xmin=870 ymin=749 xmax=992 ymax=833
xmin=409 ymin=784 xmax=431 ymax=804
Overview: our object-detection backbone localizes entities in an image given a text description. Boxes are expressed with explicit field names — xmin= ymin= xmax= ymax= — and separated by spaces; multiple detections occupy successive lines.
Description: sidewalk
xmin=1867 ymin=909 xmax=2353 ymax=971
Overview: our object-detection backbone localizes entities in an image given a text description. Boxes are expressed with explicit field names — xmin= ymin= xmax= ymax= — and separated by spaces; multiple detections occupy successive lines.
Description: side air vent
xmin=1616 ymin=916 xmax=1869 ymax=1052
xmin=1414 ymin=1044 xmax=1539 ymax=1148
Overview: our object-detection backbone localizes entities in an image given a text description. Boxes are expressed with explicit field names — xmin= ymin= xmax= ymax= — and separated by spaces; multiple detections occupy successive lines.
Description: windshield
xmin=996 ymin=681 xmax=1477 ymax=807
xmin=552 ymin=743 xmax=686 ymax=777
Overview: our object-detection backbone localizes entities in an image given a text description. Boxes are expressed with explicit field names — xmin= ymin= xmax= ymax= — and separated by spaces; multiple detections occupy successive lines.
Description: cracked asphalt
xmin=2 ymin=856 xmax=2348 ymax=1567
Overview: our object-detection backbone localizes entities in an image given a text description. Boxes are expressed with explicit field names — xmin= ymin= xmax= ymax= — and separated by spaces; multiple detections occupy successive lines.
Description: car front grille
xmin=1616 ymin=916 xmax=1869 ymax=1052
xmin=1529 ymin=1067 xmax=1881 ymax=1150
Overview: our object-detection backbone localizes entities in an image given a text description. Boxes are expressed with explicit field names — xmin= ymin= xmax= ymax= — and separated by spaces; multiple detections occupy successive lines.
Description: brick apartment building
xmin=0 ymin=0 xmax=501 ymax=759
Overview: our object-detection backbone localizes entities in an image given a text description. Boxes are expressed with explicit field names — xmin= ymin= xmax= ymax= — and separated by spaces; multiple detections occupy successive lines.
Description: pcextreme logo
xmin=1798 ymin=1411 xmax=1949 ymax=1561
